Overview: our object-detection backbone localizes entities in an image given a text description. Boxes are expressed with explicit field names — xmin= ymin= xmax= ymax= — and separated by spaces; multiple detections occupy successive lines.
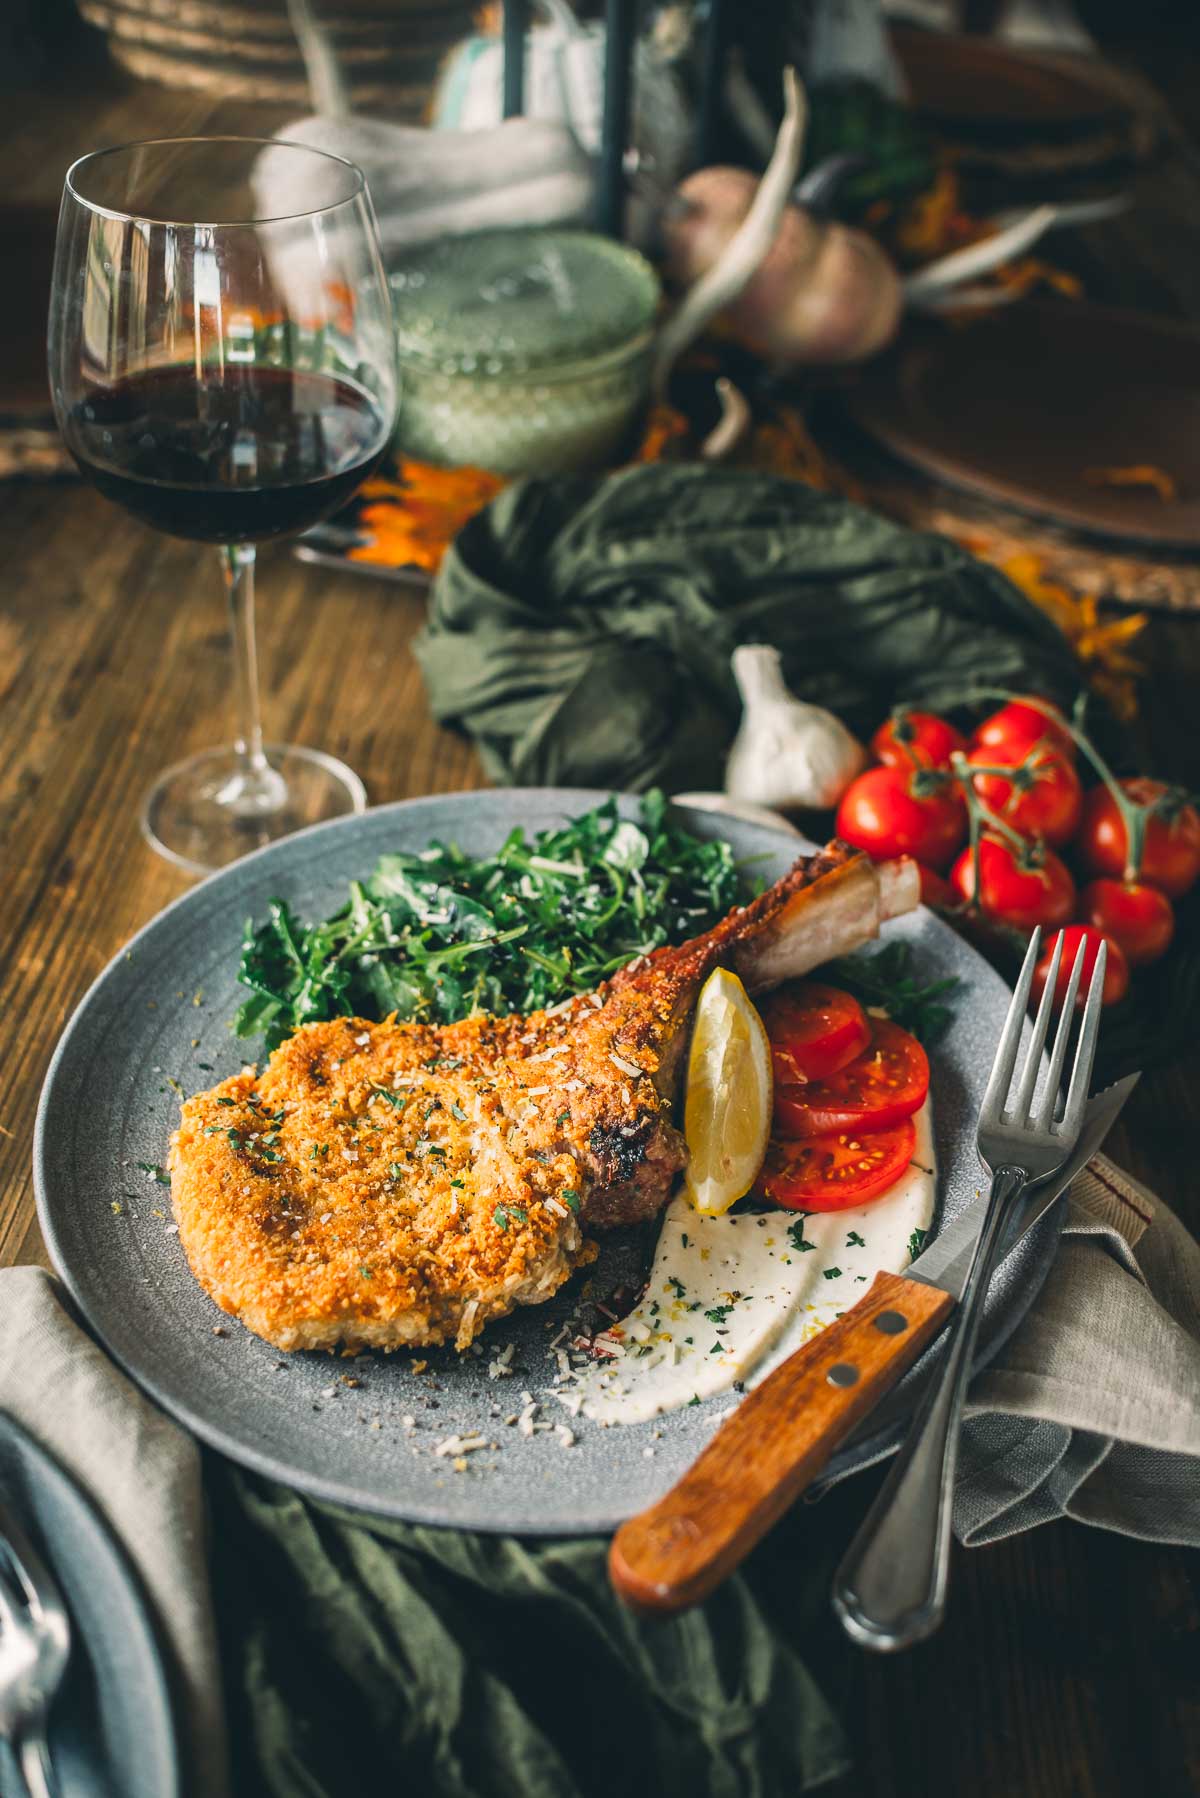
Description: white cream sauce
xmin=577 ymin=1101 xmax=936 ymax=1425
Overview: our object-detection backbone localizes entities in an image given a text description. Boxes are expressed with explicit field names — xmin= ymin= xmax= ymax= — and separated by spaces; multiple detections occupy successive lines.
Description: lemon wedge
xmin=683 ymin=968 xmax=773 ymax=1216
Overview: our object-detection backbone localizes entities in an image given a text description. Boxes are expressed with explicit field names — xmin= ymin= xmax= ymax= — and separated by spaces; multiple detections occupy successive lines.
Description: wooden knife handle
xmin=608 ymin=1270 xmax=955 ymax=1614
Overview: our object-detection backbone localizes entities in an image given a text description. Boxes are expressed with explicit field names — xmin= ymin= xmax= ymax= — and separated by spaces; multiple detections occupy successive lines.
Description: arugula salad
xmin=234 ymin=792 xmax=746 ymax=1050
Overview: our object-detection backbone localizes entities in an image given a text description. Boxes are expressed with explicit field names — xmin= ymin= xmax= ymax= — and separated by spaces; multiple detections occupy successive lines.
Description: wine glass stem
xmin=219 ymin=544 xmax=286 ymax=816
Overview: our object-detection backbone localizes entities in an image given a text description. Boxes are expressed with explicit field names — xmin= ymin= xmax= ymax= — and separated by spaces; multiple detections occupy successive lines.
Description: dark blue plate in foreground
xmin=0 ymin=1413 xmax=179 ymax=1798
xmin=34 ymin=792 xmax=1060 ymax=1534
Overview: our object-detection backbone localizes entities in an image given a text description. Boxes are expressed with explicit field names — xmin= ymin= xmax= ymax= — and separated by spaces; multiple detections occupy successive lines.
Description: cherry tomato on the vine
xmin=949 ymin=835 xmax=1076 ymax=931
xmin=872 ymin=710 xmax=967 ymax=773
xmin=1078 ymin=877 xmax=1175 ymax=967
xmin=916 ymin=864 xmax=956 ymax=908
xmin=1076 ymin=778 xmax=1200 ymax=899
xmin=966 ymin=744 xmax=1082 ymax=847
xmin=972 ymin=697 xmax=1076 ymax=763
xmin=1032 ymin=925 xmax=1130 ymax=1011
xmin=836 ymin=766 xmax=966 ymax=871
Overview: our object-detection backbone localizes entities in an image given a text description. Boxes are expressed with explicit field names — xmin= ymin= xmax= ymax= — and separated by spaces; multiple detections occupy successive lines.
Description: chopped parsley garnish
xmin=787 ymin=1218 xmax=816 ymax=1253
xmin=233 ymin=792 xmax=747 ymax=1049
xmin=450 ymin=1103 xmax=468 ymax=1121
xmin=137 ymin=1162 xmax=170 ymax=1186
xmin=667 ymin=1276 xmax=687 ymax=1299
xmin=561 ymin=1190 xmax=581 ymax=1214
xmin=846 ymin=1230 xmax=866 ymax=1248
xmin=450 ymin=1178 xmax=465 ymax=1189
xmin=823 ymin=941 xmax=959 ymax=1044
xmin=557 ymin=1111 xmax=571 ymax=1125
xmin=705 ymin=1304 xmax=734 ymax=1324
xmin=688 ymin=1394 xmax=702 ymax=1407
xmin=709 ymin=1342 xmax=723 ymax=1354
xmin=908 ymin=1227 xmax=928 ymax=1260
xmin=370 ymin=1085 xmax=407 ymax=1110
xmin=493 ymin=1202 xmax=528 ymax=1230
xmin=823 ymin=1266 xmax=842 ymax=1280
xmin=216 ymin=1096 xmax=234 ymax=1107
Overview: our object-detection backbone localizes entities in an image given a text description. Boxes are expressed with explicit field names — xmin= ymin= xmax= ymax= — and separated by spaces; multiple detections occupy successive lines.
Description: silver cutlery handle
xmin=832 ymin=1164 xmax=1027 ymax=1651
xmin=18 ymin=1728 xmax=57 ymax=1798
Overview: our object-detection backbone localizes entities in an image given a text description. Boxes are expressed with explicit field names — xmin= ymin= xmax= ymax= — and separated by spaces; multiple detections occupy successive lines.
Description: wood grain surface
xmin=1 ymin=39 xmax=1198 ymax=1798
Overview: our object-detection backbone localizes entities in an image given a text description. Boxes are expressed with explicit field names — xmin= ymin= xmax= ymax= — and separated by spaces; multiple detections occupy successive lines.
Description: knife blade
xmin=904 ymin=1071 xmax=1139 ymax=1302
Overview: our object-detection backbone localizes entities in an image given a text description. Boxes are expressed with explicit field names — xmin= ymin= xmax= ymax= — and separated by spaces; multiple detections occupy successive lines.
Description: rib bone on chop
xmin=170 ymin=843 xmax=918 ymax=1353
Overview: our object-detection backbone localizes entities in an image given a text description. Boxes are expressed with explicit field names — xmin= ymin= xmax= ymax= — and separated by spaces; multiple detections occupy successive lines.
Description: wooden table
xmin=1 ymin=42 xmax=1198 ymax=1798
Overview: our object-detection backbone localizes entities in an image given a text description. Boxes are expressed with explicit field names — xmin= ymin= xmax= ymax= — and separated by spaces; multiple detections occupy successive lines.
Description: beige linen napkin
xmin=0 ymin=1266 xmax=229 ymax=1798
xmin=954 ymin=1153 xmax=1200 ymax=1545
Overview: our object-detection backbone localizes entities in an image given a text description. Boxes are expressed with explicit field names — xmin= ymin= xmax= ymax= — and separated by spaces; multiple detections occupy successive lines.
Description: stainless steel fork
xmin=832 ymin=926 xmax=1107 ymax=1652
xmin=0 ymin=1499 xmax=71 ymax=1798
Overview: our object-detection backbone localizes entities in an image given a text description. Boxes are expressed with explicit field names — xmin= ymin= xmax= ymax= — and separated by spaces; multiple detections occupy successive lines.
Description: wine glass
xmin=48 ymin=137 xmax=398 ymax=875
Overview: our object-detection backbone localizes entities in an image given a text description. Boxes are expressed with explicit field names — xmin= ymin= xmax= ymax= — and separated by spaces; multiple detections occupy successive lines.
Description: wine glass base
xmin=141 ymin=744 xmax=367 ymax=877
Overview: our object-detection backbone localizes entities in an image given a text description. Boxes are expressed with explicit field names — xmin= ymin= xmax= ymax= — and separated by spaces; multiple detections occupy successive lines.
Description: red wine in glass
xmin=48 ymin=136 xmax=398 ymax=874
xmin=62 ymin=364 xmax=388 ymax=544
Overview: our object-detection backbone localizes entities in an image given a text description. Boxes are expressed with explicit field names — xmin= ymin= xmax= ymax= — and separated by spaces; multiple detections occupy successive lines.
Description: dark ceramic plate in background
xmin=844 ymin=306 xmax=1200 ymax=552
xmin=34 ymin=792 xmax=1059 ymax=1534
xmin=0 ymin=1414 xmax=179 ymax=1798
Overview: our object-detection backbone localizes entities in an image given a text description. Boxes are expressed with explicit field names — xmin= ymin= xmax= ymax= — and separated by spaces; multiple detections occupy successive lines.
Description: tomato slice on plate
xmin=774 ymin=1018 xmax=929 ymax=1137
xmin=759 ymin=982 xmax=871 ymax=1084
xmin=755 ymin=1117 xmax=917 ymax=1211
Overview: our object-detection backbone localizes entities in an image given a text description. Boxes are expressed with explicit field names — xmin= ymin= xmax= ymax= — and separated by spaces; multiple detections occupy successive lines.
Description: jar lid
xmin=389 ymin=228 xmax=660 ymax=377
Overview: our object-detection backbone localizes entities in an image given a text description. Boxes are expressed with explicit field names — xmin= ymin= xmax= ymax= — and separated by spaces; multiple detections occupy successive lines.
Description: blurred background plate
xmin=842 ymin=303 xmax=1200 ymax=550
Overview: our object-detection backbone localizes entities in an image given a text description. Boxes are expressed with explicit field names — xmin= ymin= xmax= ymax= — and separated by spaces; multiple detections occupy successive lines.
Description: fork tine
xmin=1059 ymin=940 xmax=1107 ymax=1137
xmin=1035 ymin=934 xmax=1086 ymax=1126
xmin=1012 ymin=929 xmax=1062 ymax=1123
xmin=980 ymin=928 xmax=1041 ymax=1122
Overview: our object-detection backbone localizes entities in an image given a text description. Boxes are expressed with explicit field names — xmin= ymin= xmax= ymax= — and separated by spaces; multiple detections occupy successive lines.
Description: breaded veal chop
xmin=171 ymin=842 xmax=918 ymax=1353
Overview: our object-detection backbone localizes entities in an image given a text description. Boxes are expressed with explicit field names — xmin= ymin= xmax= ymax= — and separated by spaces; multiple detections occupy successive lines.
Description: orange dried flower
xmin=1083 ymin=465 xmax=1179 ymax=503
xmin=349 ymin=459 xmax=504 ymax=573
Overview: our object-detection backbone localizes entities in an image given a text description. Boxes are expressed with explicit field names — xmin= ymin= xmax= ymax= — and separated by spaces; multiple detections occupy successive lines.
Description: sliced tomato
xmin=774 ymin=1018 xmax=929 ymax=1137
xmin=760 ymin=982 xmax=870 ymax=1085
xmin=756 ymin=1117 xmax=917 ymax=1211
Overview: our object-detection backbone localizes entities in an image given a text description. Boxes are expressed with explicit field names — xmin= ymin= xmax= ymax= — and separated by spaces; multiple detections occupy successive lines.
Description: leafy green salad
xmin=234 ymin=792 xmax=745 ymax=1051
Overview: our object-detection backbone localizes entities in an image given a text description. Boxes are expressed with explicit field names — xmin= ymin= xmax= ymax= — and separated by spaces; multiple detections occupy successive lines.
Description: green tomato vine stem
xmin=954 ymin=687 xmax=1148 ymax=883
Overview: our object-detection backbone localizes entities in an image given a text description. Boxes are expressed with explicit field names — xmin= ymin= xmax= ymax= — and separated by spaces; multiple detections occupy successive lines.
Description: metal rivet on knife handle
xmin=874 ymin=1311 xmax=908 ymax=1335
xmin=826 ymin=1363 xmax=860 ymax=1387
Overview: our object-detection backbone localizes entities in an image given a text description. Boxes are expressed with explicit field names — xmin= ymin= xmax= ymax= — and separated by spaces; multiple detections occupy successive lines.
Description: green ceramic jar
xmin=388 ymin=228 xmax=661 ymax=477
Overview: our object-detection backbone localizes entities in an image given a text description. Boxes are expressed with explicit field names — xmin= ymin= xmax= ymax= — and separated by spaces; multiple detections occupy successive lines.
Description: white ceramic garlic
xmin=724 ymin=644 xmax=867 ymax=812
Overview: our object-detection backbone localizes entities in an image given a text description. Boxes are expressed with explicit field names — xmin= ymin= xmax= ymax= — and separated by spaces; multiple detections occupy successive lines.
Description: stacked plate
xmin=76 ymin=0 xmax=476 ymax=111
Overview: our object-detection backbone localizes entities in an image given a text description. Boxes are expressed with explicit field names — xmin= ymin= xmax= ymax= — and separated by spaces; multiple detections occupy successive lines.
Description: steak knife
xmin=609 ymin=1074 xmax=1138 ymax=1614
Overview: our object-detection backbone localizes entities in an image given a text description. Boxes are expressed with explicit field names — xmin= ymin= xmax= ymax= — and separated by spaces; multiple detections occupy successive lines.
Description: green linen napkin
xmin=208 ymin=1469 xmax=849 ymax=1798
xmin=413 ymin=463 xmax=1084 ymax=796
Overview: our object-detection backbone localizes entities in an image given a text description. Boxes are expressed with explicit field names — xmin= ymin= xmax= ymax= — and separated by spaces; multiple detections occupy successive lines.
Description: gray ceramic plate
xmin=0 ymin=1414 xmax=179 ymax=1798
xmin=35 ymin=791 xmax=1060 ymax=1535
